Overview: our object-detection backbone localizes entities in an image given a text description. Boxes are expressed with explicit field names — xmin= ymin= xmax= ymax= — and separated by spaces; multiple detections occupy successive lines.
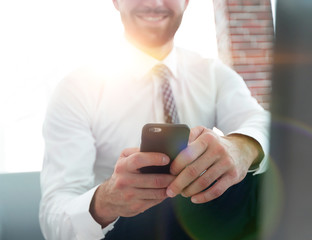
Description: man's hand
xmin=89 ymin=148 xmax=175 ymax=227
xmin=166 ymin=126 xmax=263 ymax=204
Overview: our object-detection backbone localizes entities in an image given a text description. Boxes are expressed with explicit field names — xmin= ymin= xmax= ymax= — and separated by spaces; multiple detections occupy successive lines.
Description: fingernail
xmin=191 ymin=197 xmax=199 ymax=204
xmin=181 ymin=192 xmax=188 ymax=198
xmin=163 ymin=157 xmax=169 ymax=165
xmin=166 ymin=189 xmax=176 ymax=198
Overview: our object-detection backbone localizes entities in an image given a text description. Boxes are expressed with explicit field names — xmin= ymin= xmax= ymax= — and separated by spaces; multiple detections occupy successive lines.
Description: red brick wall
xmin=213 ymin=0 xmax=274 ymax=109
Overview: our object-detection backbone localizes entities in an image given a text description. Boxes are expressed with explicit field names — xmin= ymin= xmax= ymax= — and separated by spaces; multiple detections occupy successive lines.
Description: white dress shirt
xmin=39 ymin=39 xmax=270 ymax=240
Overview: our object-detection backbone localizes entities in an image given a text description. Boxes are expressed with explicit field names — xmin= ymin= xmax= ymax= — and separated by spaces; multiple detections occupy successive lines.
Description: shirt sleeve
xmin=213 ymin=60 xmax=270 ymax=174
xmin=39 ymin=70 xmax=115 ymax=240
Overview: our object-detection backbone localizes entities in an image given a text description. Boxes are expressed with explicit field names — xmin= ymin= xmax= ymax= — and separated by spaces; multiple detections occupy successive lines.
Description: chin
xmin=138 ymin=34 xmax=175 ymax=48
xmin=140 ymin=40 xmax=169 ymax=48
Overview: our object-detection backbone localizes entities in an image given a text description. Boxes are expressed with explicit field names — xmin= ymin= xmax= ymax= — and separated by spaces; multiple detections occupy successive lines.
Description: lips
xmin=138 ymin=15 xmax=167 ymax=22
xmin=134 ymin=8 xmax=171 ymax=23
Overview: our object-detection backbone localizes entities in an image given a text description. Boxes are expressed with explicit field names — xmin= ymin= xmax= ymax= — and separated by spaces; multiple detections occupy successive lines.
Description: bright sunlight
xmin=0 ymin=0 xmax=217 ymax=172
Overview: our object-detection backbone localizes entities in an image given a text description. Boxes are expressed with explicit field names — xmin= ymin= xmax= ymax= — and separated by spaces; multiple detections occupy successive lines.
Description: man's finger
xmin=121 ymin=148 xmax=140 ymax=157
xmin=128 ymin=173 xmax=175 ymax=189
xmin=190 ymin=175 xmax=232 ymax=204
xmin=167 ymin=149 xmax=219 ymax=198
xmin=181 ymin=161 xmax=229 ymax=197
xmin=188 ymin=126 xmax=205 ymax=143
xmin=126 ymin=152 xmax=170 ymax=172
xmin=171 ymin=130 xmax=217 ymax=176
xmin=136 ymin=188 xmax=169 ymax=200
xmin=170 ymin=138 xmax=208 ymax=176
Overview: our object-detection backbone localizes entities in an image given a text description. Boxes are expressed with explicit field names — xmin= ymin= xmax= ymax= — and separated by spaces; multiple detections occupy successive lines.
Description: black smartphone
xmin=140 ymin=123 xmax=190 ymax=174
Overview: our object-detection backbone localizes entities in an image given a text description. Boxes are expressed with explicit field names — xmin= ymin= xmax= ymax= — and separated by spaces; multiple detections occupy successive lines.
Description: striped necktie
xmin=152 ymin=64 xmax=180 ymax=124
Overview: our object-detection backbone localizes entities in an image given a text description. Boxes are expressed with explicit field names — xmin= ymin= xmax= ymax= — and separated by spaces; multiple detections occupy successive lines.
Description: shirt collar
xmin=121 ymin=37 xmax=178 ymax=81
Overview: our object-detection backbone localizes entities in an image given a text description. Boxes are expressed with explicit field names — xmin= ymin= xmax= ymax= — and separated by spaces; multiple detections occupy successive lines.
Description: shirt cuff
xmin=65 ymin=186 xmax=117 ymax=240
xmin=228 ymin=129 xmax=269 ymax=175
xmin=247 ymin=154 xmax=269 ymax=175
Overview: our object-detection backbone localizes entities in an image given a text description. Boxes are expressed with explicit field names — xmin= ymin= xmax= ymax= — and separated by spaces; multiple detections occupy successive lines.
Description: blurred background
xmin=262 ymin=0 xmax=312 ymax=239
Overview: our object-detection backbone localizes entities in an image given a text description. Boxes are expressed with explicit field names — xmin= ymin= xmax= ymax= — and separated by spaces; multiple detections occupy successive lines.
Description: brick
xmin=231 ymin=42 xmax=267 ymax=50
xmin=228 ymin=0 xmax=262 ymax=6
xmin=240 ymin=71 xmax=271 ymax=80
xmin=230 ymin=13 xmax=258 ymax=20
xmin=233 ymin=64 xmax=272 ymax=73
xmin=248 ymin=27 xmax=274 ymax=35
xmin=245 ymin=80 xmax=271 ymax=87
xmin=232 ymin=49 xmax=268 ymax=58
xmin=255 ymin=12 xmax=273 ymax=20
xmin=228 ymin=5 xmax=271 ymax=13
xmin=231 ymin=35 xmax=274 ymax=43
xmin=232 ymin=56 xmax=273 ymax=65
xmin=241 ymin=20 xmax=273 ymax=28
xmin=230 ymin=26 xmax=273 ymax=35
xmin=229 ymin=19 xmax=271 ymax=28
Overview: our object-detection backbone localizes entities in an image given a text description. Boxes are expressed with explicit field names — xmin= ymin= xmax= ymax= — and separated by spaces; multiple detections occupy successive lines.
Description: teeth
xmin=142 ymin=16 xmax=164 ymax=22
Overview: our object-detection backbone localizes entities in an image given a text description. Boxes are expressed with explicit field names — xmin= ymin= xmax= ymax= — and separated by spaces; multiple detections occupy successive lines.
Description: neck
xmin=125 ymin=35 xmax=174 ymax=60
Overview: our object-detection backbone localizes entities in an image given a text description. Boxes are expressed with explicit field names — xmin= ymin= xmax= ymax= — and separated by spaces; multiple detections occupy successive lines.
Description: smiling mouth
xmin=138 ymin=15 xmax=167 ymax=22
xmin=135 ymin=7 xmax=171 ymax=23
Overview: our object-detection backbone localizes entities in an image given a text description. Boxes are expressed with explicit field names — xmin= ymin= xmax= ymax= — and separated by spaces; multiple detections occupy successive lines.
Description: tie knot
xmin=151 ymin=64 xmax=173 ymax=81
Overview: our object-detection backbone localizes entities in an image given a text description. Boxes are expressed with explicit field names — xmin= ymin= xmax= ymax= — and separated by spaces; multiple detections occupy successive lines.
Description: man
xmin=40 ymin=0 xmax=269 ymax=239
